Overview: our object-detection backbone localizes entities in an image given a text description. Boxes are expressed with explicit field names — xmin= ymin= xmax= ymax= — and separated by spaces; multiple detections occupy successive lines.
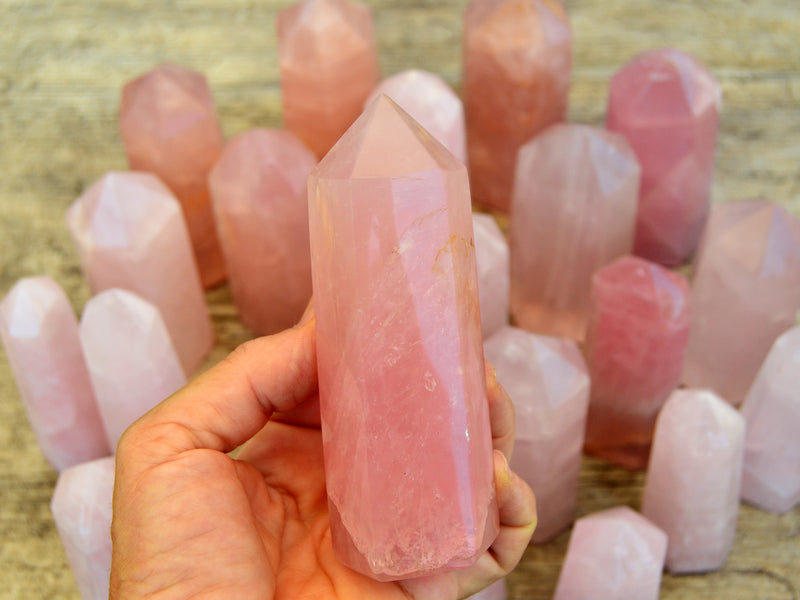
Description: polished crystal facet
xmin=473 ymin=213 xmax=510 ymax=339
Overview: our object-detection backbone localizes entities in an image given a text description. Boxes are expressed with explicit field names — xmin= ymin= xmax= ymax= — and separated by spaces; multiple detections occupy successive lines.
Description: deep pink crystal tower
xmin=682 ymin=199 xmax=800 ymax=405
xmin=209 ymin=129 xmax=317 ymax=335
xmin=0 ymin=277 xmax=110 ymax=471
xmin=308 ymin=96 xmax=498 ymax=580
xmin=119 ymin=63 xmax=226 ymax=287
xmin=583 ymin=256 xmax=691 ymax=470
xmin=463 ymin=0 xmax=572 ymax=211
xmin=473 ymin=213 xmax=509 ymax=339
xmin=509 ymin=124 xmax=640 ymax=340
xmin=607 ymin=48 xmax=721 ymax=266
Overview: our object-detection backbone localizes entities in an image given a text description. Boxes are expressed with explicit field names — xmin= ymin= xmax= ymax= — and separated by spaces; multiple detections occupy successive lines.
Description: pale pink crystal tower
xmin=607 ymin=48 xmax=721 ymax=266
xmin=484 ymin=326 xmax=589 ymax=543
xmin=471 ymin=580 xmax=507 ymax=600
xmin=0 ymin=277 xmax=110 ymax=471
xmin=553 ymin=507 xmax=667 ymax=600
xmin=740 ymin=326 xmax=800 ymax=513
xmin=278 ymin=0 xmax=379 ymax=158
xmin=642 ymin=389 xmax=745 ymax=573
xmin=308 ymin=96 xmax=498 ymax=580
xmin=119 ymin=63 xmax=226 ymax=287
xmin=584 ymin=256 xmax=691 ymax=470
xmin=463 ymin=0 xmax=572 ymax=211
xmin=209 ymin=129 xmax=317 ymax=335
xmin=682 ymin=199 xmax=800 ymax=406
xmin=473 ymin=213 xmax=510 ymax=339
xmin=509 ymin=124 xmax=640 ymax=340
xmin=66 ymin=172 xmax=214 ymax=375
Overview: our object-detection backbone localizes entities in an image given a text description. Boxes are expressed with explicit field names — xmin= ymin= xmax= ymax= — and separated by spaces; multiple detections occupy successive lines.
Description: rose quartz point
xmin=51 ymin=456 xmax=115 ymax=600
xmin=209 ymin=129 xmax=317 ymax=335
xmin=470 ymin=579 xmax=507 ymax=600
xmin=119 ymin=63 xmax=226 ymax=287
xmin=584 ymin=256 xmax=691 ymax=470
xmin=65 ymin=172 xmax=214 ymax=376
xmin=484 ymin=326 xmax=589 ymax=543
xmin=510 ymin=124 xmax=640 ymax=341
xmin=0 ymin=277 xmax=110 ymax=471
xmin=682 ymin=199 xmax=800 ymax=406
xmin=463 ymin=0 xmax=572 ymax=211
xmin=309 ymin=96 xmax=498 ymax=580
xmin=642 ymin=389 xmax=745 ymax=573
xmin=473 ymin=213 xmax=510 ymax=339
xmin=607 ymin=48 xmax=721 ymax=266
xmin=278 ymin=0 xmax=379 ymax=158
xmin=553 ymin=506 xmax=667 ymax=600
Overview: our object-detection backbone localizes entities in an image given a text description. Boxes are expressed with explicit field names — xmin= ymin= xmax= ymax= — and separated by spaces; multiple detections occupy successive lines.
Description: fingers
xmin=485 ymin=361 xmax=515 ymax=460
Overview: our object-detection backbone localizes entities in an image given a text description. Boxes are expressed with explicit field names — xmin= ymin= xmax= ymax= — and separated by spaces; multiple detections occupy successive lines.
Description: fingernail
xmin=496 ymin=450 xmax=512 ymax=485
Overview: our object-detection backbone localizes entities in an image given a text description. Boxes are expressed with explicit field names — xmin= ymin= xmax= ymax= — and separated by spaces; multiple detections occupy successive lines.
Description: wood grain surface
xmin=1 ymin=1 xmax=799 ymax=598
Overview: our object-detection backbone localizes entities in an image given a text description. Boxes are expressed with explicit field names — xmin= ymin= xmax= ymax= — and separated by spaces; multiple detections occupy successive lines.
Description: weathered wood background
xmin=1 ymin=0 xmax=799 ymax=598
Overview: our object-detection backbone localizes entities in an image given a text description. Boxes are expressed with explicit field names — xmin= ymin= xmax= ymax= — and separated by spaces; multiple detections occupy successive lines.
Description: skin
xmin=110 ymin=312 xmax=537 ymax=600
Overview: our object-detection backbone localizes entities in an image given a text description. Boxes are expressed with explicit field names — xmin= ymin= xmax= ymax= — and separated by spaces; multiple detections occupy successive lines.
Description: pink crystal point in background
xmin=65 ymin=172 xmax=214 ymax=375
xmin=366 ymin=69 xmax=467 ymax=164
xmin=50 ymin=456 xmax=115 ymax=600
xmin=0 ymin=277 xmax=110 ymax=471
xmin=308 ymin=96 xmax=498 ymax=580
xmin=607 ymin=48 xmax=721 ymax=266
xmin=473 ymin=213 xmax=510 ymax=339
xmin=471 ymin=579 xmax=508 ymax=600
xmin=682 ymin=199 xmax=800 ymax=406
xmin=583 ymin=256 xmax=691 ymax=471
xmin=209 ymin=129 xmax=317 ymax=335
xmin=553 ymin=506 xmax=667 ymax=600
xmin=642 ymin=389 xmax=745 ymax=573
xmin=484 ymin=326 xmax=589 ymax=543
xmin=740 ymin=326 xmax=800 ymax=513
xmin=509 ymin=124 xmax=640 ymax=341
xmin=278 ymin=0 xmax=379 ymax=158
xmin=119 ymin=63 xmax=226 ymax=288
xmin=463 ymin=0 xmax=572 ymax=212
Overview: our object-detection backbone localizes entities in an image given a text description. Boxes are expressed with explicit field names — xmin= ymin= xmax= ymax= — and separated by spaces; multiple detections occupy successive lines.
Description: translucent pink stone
xmin=366 ymin=70 xmax=467 ymax=164
xmin=607 ymin=48 xmax=721 ymax=266
xmin=682 ymin=199 xmax=800 ymax=406
xmin=119 ymin=63 xmax=226 ymax=287
xmin=66 ymin=172 xmax=214 ymax=375
xmin=0 ymin=277 xmax=110 ymax=471
xmin=308 ymin=96 xmax=497 ymax=580
xmin=463 ymin=0 xmax=572 ymax=211
xmin=278 ymin=0 xmax=379 ymax=158
xmin=484 ymin=326 xmax=589 ymax=543
xmin=583 ymin=256 xmax=691 ymax=471
xmin=471 ymin=579 xmax=507 ymax=600
xmin=80 ymin=289 xmax=186 ymax=449
xmin=51 ymin=456 xmax=115 ymax=600
xmin=209 ymin=129 xmax=317 ymax=335
xmin=642 ymin=389 xmax=745 ymax=573
xmin=509 ymin=124 xmax=640 ymax=341
xmin=473 ymin=213 xmax=509 ymax=339
xmin=740 ymin=326 xmax=800 ymax=513
xmin=553 ymin=506 xmax=667 ymax=600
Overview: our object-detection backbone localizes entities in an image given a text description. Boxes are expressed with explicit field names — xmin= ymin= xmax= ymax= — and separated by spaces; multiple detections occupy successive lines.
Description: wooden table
xmin=1 ymin=1 xmax=798 ymax=598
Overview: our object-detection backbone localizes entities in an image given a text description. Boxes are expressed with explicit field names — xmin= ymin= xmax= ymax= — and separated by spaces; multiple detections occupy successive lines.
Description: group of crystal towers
xmin=1 ymin=1 xmax=800 ymax=599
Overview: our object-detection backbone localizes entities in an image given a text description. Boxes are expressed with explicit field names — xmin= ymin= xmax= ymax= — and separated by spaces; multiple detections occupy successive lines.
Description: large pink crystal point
xmin=470 ymin=579 xmax=507 ymax=600
xmin=463 ymin=0 xmax=572 ymax=212
xmin=278 ymin=0 xmax=379 ymax=158
xmin=553 ymin=506 xmax=667 ymax=600
xmin=80 ymin=289 xmax=186 ymax=449
xmin=366 ymin=70 xmax=467 ymax=165
xmin=51 ymin=456 xmax=115 ymax=600
xmin=509 ymin=124 xmax=640 ymax=341
xmin=642 ymin=389 xmax=745 ymax=573
xmin=66 ymin=172 xmax=214 ymax=375
xmin=583 ymin=256 xmax=691 ymax=471
xmin=119 ymin=63 xmax=226 ymax=288
xmin=681 ymin=199 xmax=800 ymax=406
xmin=473 ymin=213 xmax=510 ymax=339
xmin=209 ymin=129 xmax=317 ymax=335
xmin=0 ymin=277 xmax=110 ymax=471
xmin=484 ymin=326 xmax=589 ymax=543
xmin=607 ymin=48 xmax=721 ymax=266
xmin=308 ymin=96 xmax=498 ymax=580
xmin=740 ymin=326 xmax=800 ymax=513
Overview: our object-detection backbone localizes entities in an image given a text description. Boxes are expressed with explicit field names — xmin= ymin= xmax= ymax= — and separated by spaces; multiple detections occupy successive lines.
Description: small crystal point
xmin=473 ymin=213 xmax=510 ymax=339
